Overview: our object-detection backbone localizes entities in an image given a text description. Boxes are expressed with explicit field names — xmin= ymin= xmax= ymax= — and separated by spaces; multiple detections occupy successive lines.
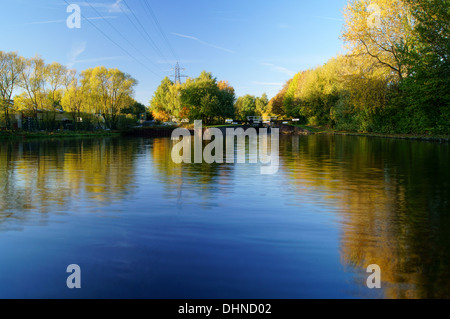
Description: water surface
xmin=0 ymin=135 xmax=448 ymax=299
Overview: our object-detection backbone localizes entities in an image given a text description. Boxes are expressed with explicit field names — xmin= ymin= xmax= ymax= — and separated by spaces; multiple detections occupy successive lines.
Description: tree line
xmin=268 ymin=0 xmax=449 ymax=134
xmin=150 ymin=71 xmax=270 ymax=125
xmin=0 ymin=52 xmax=141 ymax=130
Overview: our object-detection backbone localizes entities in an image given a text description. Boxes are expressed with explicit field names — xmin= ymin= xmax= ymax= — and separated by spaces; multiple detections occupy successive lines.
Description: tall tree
xmin=181 ymin=71 xmax=235 ymax=124
xmin=217 ymin=80 xmax=236 ymax=121
xmin=269 ymin=82 xmax=289 ymax=117
xmin=46 ymin=62 xmax=68 ymax=110
xmin=44 ymin=62 xmax=68 ymax=129
xmin=82 ymin=66 xmax=137 ymax=129
xmin=150 ymin=77 xmax=175 ymax=122
xmin=255 ymin=93 xmax=270 ymax=117
xmin=403 ymin=0 xmax=449 ymax=66
xmin=20 ymin=55 xmax=47 ymax=127
xmin=234 ymin=95 xmax=257 ymax=121
xmin=342 ymin=0 xmax=414 ymax=81
xmin=61 ymin=70 xmax=84 ymax=129
xmin=399 ymin=0 xmax=450 ymax=133
xmin=0 ymin=51 xmax=25 ymax=129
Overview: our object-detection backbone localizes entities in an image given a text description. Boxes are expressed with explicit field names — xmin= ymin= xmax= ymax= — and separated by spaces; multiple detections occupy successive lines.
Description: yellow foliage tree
xmin=342 ymin=0 xmax=413 ymax=81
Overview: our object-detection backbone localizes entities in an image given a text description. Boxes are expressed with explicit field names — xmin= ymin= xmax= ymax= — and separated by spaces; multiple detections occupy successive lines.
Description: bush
xmin=118 ymin=114 xmax=138 ymax=130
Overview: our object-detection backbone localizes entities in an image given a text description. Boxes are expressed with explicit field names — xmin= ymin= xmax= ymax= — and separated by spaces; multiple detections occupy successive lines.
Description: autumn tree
xmin=81 ymin=66 xmax=137 ymax=129
xmin=61 ymin=70 xmax=84 ymax=129
xmin=80 ymin=68 xmax=100 ymax=116
xmin=19 ymin=55 xmax=47 ymax=127
xmin=42 ymin=62 xmax=69 ymax=128
xmin=268 ymin=82 xmax=289 ymax=118
xmin=342 ymin=0 xmax=414 ymax=81
xmin=282 ymin=71 xmax=312 ymax=120
xmin=0 ymin=51 xmax=25 ymax=128
xmin=267 ymin=0 xmax=448 ymax=134
xmin=255 ymin=93 xmax=270 ymax=117
xmin=46 ymin=62 xmax=68 ymax=109
xmin=150 ymin=77 xmax=175 ymax=122
xmin=217 ymin=80 xmax=236 ymax=120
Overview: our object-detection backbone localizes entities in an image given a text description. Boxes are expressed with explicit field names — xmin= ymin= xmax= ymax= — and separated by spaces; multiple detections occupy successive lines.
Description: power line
xmin=121 ymin=0 xmax=171 ymax=66
xmin=62 ymin=0 xmax=161 ymax=78
xmin=118 ymin=0 xmax=163 ymax=59
xmin=140 ymin=0 xmax=178 ymax=61
xmin=83 ymin=0 xmax=164 ymax=74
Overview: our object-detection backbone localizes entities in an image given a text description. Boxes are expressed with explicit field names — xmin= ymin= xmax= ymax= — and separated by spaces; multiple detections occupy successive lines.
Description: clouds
xmin=67 ymin=42 xmax=87 ymax=68
xmin=261 ymin=63 xmax=296 ymax=77
xmin=171 ymin=32 xmax=235 ymax=54
xmin=67 ymin=41 xmax=124 ymax=68
xmin=77 ymin=1 xmax=128 ymax=13
xmin=14 ymin=16 xmax=117 ymax=27
xmin=109 ymin=0 xmax=124 ymax=13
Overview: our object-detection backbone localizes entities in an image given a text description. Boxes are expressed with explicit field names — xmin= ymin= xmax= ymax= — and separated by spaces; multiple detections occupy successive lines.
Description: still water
xmin=0 ymin=135 xmax=448 ymax=299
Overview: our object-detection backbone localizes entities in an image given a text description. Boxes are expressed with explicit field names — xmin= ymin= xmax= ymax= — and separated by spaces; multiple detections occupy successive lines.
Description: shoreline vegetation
xmin=1 ymin=125 xmax=448 ymax=143
xmin=147 ymin=0 xmax=448 ymax=137
xmin=1 ymin=1 xmax=447 ymax=140
xmin=286 ymin=124 xmax=450 ymax=142
xmin=0 ymin=130 xmax=121 ymax=139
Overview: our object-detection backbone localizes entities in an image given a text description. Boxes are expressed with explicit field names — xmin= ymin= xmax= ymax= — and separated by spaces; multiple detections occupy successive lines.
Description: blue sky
xmin=0 ymin=0 xmax=348 ymax=104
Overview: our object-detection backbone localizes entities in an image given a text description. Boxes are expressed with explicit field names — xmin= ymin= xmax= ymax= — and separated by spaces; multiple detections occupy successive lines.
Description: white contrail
xmin=15 ymin=16 xmax=117 ymax=26
xmin=171 ymin=32 xmax=235 ymax=54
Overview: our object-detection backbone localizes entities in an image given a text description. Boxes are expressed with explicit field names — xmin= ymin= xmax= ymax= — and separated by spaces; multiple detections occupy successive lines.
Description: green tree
xmin=181 ymin=71 xmax=235 ymax=124
xmin=235 ymin=95 xmax=257 ymax=121
xmin=398 ymin=0 xmax=450 ymax=133
xmin=255 ymin=93 xmax=269 ymax=117
xmin=122 ymin=100 xmax=146 ymax=118
xmin=150 ymin=77 xmax=176 ymax=123
xmin=217 ymin=80 xmax=236 ymax=120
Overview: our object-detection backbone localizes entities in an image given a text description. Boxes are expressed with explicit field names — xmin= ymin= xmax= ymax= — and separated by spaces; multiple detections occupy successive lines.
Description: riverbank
xmin=287 ymin=124 xmax=450 ymax=143
xmin=1 ymin=126 xmax=449 ymax=143
xmin=0 ymin=130 xmax=121 ymax=139
xmin=121 ymin=125 xmax=245 ymax=137
xmin=121 ymin=126 xmax=177 ymax=138
xmin=329 ymin=131 xmax=450 ymax=143
xmin=0 ymin=127 xmax=178 ymax=139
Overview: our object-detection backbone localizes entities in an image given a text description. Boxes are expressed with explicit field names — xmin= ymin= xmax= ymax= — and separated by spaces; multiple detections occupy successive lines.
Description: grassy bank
xmin=288 ymin=124 xmax=450 ymax=143
xmin=0 ymin=130 xmax=121 ymax=139
xmin=329 ymin=131 xmax=450 ymax=143
xmin=2 ymin=125 xmax=449 ymax=143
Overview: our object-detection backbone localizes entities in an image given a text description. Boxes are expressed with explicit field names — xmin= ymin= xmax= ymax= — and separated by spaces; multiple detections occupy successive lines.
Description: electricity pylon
xmin=171 ymin=62 xmax=188 ymax=84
